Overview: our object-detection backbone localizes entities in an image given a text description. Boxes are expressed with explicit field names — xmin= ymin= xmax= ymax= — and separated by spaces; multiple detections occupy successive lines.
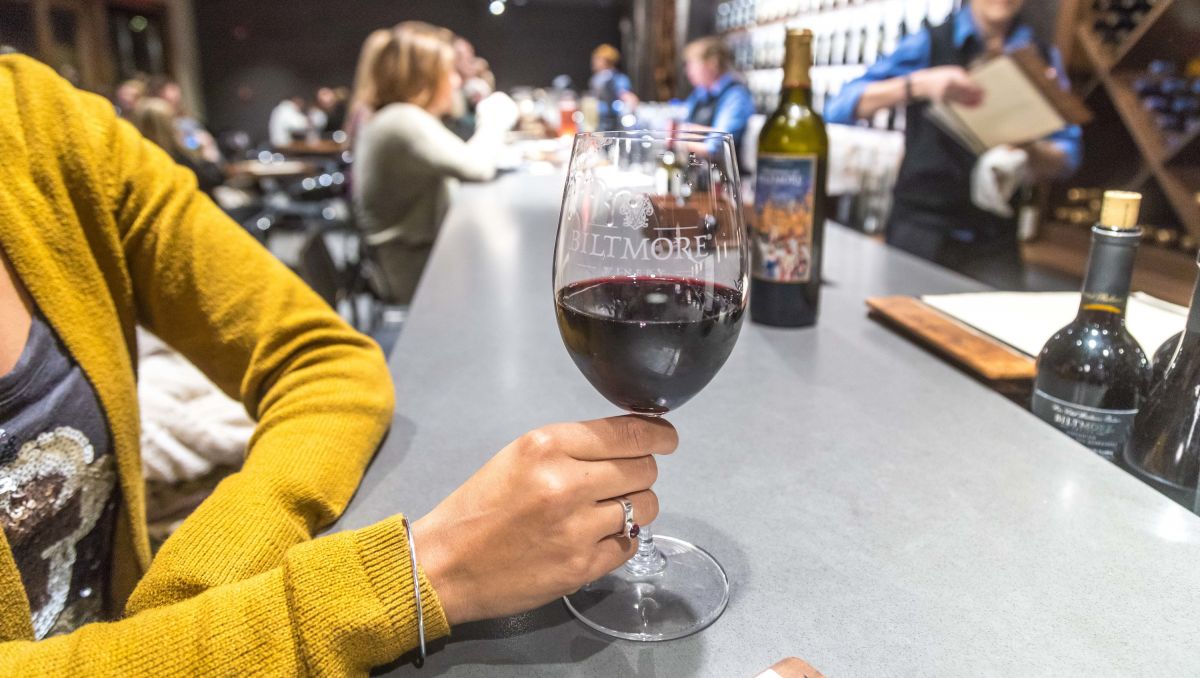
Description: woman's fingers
xmin=577 ymin=455 xmax=658 ymax=500
xmin=587 ymin=488 xmax=659 ymax=542
xmin=527 ymin=415 xmax=678 ymax=461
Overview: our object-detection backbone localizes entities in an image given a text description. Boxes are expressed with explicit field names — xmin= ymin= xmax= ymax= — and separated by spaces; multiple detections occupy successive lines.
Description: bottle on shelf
xmin=1092 ymin=0 xmax=1152 ymax=45
xmin=1125 ymin=256 xmax=1200 ymax=509
xmin=751 ymin=28 xmax=828 ymax=328
xmin=869 ymin=17 xmax=885 ymax=64
xmin=1129 ymin=59 xmax=1197 ymax=136
xmin=1178 ymin=235 xmax=1200 ymax=258
xmin=829 ymin=27 xmax=845 ymax=66
xmin=1154 ymin=227 xmax=1179 ymax=248
xmin=1032 ymin=191 xmax=1152 ymax=460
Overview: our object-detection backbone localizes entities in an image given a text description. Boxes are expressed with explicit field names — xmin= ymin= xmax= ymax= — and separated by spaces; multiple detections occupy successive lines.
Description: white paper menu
xmin=921 ymin=291 xmax=1187 ymax=357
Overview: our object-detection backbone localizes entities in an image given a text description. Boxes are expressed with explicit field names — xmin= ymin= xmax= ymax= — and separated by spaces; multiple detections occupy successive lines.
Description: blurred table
xmin=275 ymin=139 xmax=346 ymax=156
xmin=334 ymin=171 xmax=1200 ymax=676
xmin=225 ymin=159 xmax=315 ymax=180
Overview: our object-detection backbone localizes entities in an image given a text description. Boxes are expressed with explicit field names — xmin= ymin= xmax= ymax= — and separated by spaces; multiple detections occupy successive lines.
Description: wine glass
xmin=552 ymin=130 xmax=749 ymax=641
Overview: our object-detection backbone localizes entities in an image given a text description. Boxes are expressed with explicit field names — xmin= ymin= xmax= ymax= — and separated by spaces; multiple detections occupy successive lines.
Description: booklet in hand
xmin=926 ymin=45 xmax=1092 ymax=155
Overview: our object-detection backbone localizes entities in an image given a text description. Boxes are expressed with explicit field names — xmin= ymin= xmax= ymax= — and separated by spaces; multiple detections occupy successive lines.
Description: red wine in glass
xmin=555 ymin=276 xmax=745 ymax=414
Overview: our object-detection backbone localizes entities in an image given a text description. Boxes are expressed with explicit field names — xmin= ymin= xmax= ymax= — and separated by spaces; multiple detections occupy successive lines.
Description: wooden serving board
xmin=866 ymin=296 xmax=1037 ymax=384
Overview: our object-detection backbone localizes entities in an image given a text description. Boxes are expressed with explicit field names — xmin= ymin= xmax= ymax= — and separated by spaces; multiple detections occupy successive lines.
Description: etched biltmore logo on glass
xmin=561 ymin=167 xmax=736 ymax=280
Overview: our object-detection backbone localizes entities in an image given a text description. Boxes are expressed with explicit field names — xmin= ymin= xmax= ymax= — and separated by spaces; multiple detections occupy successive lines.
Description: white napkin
xmin=970 ymin=145 xmax=1029 ymax=218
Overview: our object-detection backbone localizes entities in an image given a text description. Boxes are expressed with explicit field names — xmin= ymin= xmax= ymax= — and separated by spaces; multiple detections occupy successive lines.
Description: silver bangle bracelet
xmin=401 ymin=516 xmax=426 ymax=667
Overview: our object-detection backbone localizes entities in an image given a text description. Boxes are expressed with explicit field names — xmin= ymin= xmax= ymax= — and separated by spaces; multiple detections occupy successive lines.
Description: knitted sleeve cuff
xmin=282 ymin=515 xmax=451 ymax=674
xmin=354 ymin=515 xmax=452 ymax=650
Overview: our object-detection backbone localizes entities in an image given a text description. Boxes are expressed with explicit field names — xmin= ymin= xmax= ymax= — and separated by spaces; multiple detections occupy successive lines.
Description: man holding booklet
xmin=827 ymin=0 xmax=1083 ymax=290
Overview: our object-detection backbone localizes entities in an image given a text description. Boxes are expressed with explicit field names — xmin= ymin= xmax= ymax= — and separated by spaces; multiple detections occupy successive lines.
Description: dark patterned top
xmin=0 ymin=313 xmax=117 ymax=639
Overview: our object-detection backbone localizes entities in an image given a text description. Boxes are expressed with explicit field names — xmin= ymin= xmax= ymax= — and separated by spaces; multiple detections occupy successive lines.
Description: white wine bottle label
xmin=1031 ymin=389 xmax=1138 ymax=459
xmin=752 ymin=154 xmax=818 ymax=284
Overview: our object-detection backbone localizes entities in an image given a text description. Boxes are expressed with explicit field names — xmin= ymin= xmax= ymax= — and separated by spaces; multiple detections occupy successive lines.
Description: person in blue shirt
xmin=682 ymin=36 xmax=756 ymax=164
xmin=826 ymin=0 xmax=1083 ymax=290
xmin=589 ymin=44 xmax=639 ymax=131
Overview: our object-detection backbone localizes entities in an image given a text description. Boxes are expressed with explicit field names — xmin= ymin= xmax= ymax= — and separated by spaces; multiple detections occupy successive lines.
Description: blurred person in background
xmin=114 ymin=77 xmax=146 ymax=120
xmin=682 ymin=36 xmax=755 ymax=158
xmin=147 ymin=75 xmax=222 ymax=164
xmin=353 ymin=21 xmax=517 ymax=305
xmin=589 ymin=43 xmax=638 ymax=130
xmin=447 ymin=37 xmax=496 ymax=140
xmin=0 ymin=54 xmax=669 ymax=672
xmin=345 ymin=28 xmax=392 ymax=142
xmin=268 ymin=95 xmax=313 ymax=147
xmin=133 ymin=97 xmax=225 ymax=196
xmin=464 ymin=58 xmax=496 ymax=110
xmin=309 ymin=86 xmax=348 ymax=136
xmin=824 ymin=0 xmax=1081 ymax=289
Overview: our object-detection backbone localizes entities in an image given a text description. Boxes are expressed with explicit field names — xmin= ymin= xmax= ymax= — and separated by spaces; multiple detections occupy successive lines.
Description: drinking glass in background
xmin=553 ymin=130 xmax=748 ymax=641
xmin=558 ymin=92 xmax=580 ymax=138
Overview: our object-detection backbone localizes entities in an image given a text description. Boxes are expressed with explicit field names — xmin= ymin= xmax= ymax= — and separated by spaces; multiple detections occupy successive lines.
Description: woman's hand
xmin=475 ymin=91 xmax=519 ymax=132
xmin=914 ymin=65 xmax=984 ymax=107
xmin=411 ymin=415 xmax=677 ymax=624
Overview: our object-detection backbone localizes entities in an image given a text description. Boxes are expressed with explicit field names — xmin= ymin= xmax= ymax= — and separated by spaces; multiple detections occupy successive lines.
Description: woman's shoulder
xmin=369 ymin=103 xmax=440 ymax=132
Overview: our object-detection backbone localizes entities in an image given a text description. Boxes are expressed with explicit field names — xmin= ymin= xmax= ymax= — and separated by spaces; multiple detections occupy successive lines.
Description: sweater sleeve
xmin=61 ymin=76 xmax=400 ymax=612
xmin=396 ymin=106 xmax=503 ymax=183
xmin=0 ymin=517 xmax=450 ymax=676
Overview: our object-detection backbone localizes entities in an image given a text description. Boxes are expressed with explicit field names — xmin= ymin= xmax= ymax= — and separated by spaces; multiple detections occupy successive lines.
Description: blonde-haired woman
xmin=352 ymin=21 xmax=517 ymax=305
xmin=132 ymin=97 xmax=224 ymax=195
xmin=345 ymin=28 xmax=391 ymax=142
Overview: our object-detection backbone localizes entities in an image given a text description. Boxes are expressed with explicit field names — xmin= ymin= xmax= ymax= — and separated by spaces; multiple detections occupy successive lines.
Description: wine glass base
xmin=563 ymin=535 xmax=729 ymax=642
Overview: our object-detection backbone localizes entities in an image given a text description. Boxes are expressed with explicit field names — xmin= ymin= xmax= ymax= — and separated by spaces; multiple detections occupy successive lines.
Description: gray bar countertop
xmin=334 ymin=171 xmax=1200 ymax=677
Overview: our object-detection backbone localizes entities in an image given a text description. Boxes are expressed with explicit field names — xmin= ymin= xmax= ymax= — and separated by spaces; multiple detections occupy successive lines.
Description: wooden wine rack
xmin=1068 ymin=0 xmax=1200 ymax=237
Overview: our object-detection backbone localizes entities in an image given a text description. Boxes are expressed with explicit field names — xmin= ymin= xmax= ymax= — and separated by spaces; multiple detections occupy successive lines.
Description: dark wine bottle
xmin=751 ymin=28 xmax=828 ymax=328
xmin=1151 ymin=330 xmax=1181 ymax=385
xmin=1125 ymin=257 xmax=1200 ymax=508
xmin=1032 ymin=191 xmax=1152 ymax=460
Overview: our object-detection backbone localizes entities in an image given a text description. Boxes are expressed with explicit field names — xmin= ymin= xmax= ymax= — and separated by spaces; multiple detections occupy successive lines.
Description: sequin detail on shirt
xmin=0 ymin=313 xmax=117 ymax=639
xmin=0 ymin=427 xmax=115 ymax=637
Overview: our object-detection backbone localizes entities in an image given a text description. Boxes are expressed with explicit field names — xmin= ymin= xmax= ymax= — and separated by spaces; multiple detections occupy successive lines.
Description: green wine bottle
xmin=1032 ymin=191 xmax=1152 ymax=460
xmin=751 ymin=28 xmax=828 ymax=328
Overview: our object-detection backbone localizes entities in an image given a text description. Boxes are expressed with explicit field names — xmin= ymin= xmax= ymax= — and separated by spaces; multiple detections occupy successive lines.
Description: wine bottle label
xmin=752 ymin=154 xmax=818 ymax=284
xmin=1031 ymin=389 xmax=1138 ymax=459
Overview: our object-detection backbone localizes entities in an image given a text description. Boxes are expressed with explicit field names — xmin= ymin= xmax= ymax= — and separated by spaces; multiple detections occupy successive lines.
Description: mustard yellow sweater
xmin=0 ymin=56 xmax=448 ymax=674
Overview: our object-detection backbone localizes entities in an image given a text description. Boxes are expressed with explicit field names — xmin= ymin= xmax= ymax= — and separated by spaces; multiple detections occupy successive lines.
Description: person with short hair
xmin=352 ymin=21 xmax=518 ymax=305
xmin=589 ymin=43 xmax=638 ymax=130
xmin=682 ymin=36 xmax=755 ymax=159
xmin=310 ymin=86 xmax=347 ymax=135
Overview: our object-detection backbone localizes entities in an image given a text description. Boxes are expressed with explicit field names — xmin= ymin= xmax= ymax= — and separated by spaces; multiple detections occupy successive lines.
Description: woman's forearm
xmin=0 ymin=517 xmax=447 ymax=676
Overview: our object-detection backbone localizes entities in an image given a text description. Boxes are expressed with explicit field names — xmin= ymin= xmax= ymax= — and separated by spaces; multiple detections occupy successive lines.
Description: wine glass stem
xmin=623 ymin=526 xmax=667 ymax=577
